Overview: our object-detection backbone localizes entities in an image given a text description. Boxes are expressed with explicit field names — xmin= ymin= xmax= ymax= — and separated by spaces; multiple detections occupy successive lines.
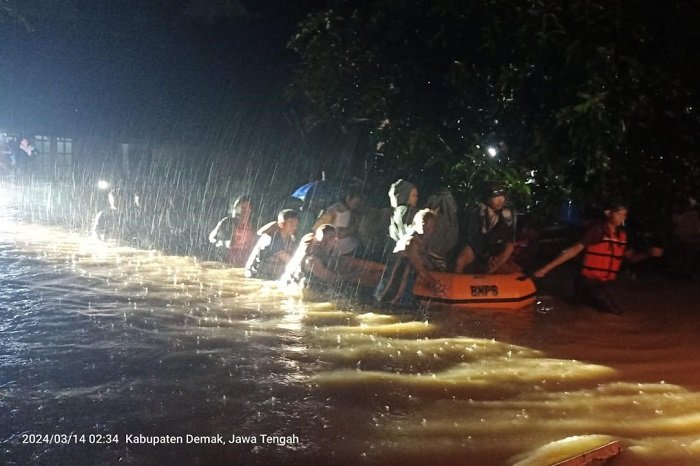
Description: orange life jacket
xmin=581 ymin=227 xmax=627 ymax=281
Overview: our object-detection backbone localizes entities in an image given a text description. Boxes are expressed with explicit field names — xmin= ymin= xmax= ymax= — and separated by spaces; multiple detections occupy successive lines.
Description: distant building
xmin=1 ymin=129 xmax=75 ymax=180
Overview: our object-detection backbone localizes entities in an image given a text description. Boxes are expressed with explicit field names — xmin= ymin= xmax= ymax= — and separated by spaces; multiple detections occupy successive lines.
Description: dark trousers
xmin=575 ymin=276 xmax=622 ymax=314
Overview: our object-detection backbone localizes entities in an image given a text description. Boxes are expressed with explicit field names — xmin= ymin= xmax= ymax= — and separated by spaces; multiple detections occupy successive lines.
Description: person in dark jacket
xmin=454 ymin=184 xmax=520 ymax=274
xmin=245 ymin=209 xmax=299 ymax=280
xmin=375 ymin=209 xmax=445 ymax=306
xmin=92 ymin=188 xmax=145 ymax=247
xmin=666 ymin=196 xmax=700 ymax=278
xmin=424 ymin=189 xmax=460 ymax=270
xmin=13 ymin=137 xmax=36 ymax=178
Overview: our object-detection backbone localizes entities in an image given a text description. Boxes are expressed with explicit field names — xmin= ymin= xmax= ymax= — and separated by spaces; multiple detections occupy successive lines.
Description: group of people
xmin=203 ymin=179 xmax=528 ymax=307
xmin=207 ymin=188 xmax=376 ymax=286
xmin=93 ymin=176 xmax=673 ymax=315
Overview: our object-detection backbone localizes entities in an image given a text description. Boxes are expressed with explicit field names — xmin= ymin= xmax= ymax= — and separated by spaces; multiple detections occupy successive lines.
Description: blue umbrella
xmin=291 ymin=180 xmax=338 ymax=203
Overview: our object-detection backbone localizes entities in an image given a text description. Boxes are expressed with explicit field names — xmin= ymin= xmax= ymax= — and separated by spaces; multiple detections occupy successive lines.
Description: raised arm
xmin=534 ymin=243 xmax=585 ymax=278
xmin=208 ymin=217 xmax=231 ymax=247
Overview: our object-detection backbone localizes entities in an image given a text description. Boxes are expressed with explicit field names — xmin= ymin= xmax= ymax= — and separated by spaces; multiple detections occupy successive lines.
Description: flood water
xmin=2 ymin=186 xmax=700 ymax=466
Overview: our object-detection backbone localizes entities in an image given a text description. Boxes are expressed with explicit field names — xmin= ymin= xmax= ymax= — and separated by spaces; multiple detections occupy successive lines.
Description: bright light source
xmin=487 ymin=146 xmax=497 ymax=157
xmin=97 ymin=180 xmax=110 ymax=190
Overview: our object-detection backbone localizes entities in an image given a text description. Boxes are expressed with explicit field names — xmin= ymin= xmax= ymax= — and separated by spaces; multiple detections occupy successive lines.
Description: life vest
xmin=228 ymin=220 xmax=255 ymax=266
xmin=581 ymin=227 xmax=627 ymax=281
xmin=478 ymin=204 xmax=513 ymax=235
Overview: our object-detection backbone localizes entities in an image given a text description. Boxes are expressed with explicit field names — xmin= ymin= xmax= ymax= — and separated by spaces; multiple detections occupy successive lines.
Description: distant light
xmin=97 ymin=180 xmax=110 ymax=190
xmin=487 ymin=146 xmax=497 ymax=157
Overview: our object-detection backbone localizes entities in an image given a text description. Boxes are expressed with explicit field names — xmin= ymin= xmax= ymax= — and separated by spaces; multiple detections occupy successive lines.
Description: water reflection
xmin=2 ymin=210 xmax=700 ymax=465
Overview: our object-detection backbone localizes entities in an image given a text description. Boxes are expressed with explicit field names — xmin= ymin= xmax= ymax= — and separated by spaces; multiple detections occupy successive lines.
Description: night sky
xmin=0 ymin=1 xmax=314 ymax=139
xmin=3 ymin=0 xmax=698 ymax=206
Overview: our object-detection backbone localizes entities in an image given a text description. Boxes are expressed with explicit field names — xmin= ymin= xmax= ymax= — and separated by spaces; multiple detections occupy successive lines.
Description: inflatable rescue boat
xmin=412 ymin=271 xmax=536 ymax=309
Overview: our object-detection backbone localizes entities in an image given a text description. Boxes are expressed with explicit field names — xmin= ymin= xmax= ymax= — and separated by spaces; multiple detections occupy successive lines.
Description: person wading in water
xmin=535 ymin=201 xmax=663 ymax=314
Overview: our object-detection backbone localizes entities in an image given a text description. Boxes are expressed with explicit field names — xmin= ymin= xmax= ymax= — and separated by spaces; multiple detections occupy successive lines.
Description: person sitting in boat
xmin=245 ymin=208 xmax=299 ymax=280
xmin=283 ymin=224 xmax=342 ymax=288
xmin=388 ymin=178 xmax=419 ymax=244
xmin=284 ymin=224 xmax=385 ymax=290
xmin=314 ymin=187 xmax=364 ymax=256
xmin=208 ymin=195 xmax=256 ymax=267
xmin=374 ymin=208 xmax=446 ymax=306
xmin=453 ymin=184 xmax=521 ymax=274
xmin=534 ymin=200 xmax=663 ymax=314
xmin=424 ymin=189 xmax=460 ymax=271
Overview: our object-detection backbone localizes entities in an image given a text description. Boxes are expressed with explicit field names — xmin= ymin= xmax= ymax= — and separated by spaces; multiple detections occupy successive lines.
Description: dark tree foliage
xmin=289 ymin=0 xmax=700 ymax=221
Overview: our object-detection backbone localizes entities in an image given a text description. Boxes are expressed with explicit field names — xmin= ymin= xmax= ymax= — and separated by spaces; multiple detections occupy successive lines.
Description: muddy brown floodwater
xmin=2 ymin=195 xmax=700 ymax=466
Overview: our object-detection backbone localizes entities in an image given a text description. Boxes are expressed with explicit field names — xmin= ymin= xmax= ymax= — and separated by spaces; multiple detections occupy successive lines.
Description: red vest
xmin=228 ymin=221 xmax=255 ymax=266
xmin=581 ymin=227 xmax=627 ymax=282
